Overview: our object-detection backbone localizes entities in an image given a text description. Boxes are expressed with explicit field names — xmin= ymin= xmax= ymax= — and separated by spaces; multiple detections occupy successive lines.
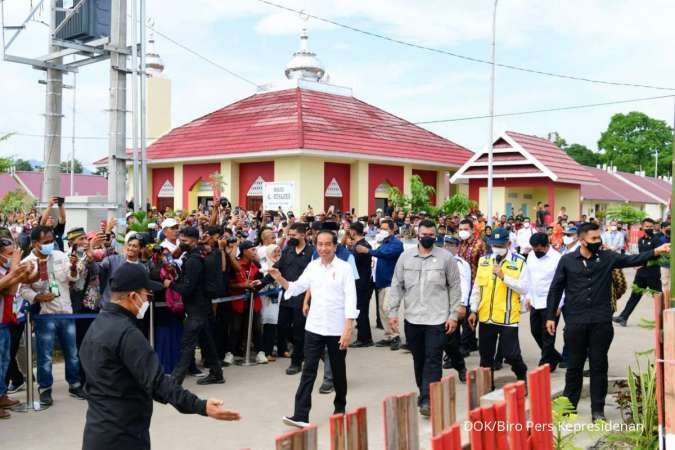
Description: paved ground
xmin=4 ymin=268 xmax=658 ymax=450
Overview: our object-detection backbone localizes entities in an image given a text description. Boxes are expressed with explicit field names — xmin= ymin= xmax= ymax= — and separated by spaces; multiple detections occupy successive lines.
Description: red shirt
xmin=230 ymin=260 xmax=262 ymax=314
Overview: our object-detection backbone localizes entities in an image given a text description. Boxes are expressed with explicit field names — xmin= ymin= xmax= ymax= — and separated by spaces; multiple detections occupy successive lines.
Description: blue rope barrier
xmin=156 ymin=287 xmax=282 ymax=308
xmin=32 ymin=313 xmax=98 ymax=321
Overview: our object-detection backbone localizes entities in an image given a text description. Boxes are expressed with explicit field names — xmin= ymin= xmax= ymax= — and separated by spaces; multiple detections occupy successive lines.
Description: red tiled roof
xmin=143 ymin=87 xmax=473 ymax=166
xmin=504 ymin=131 xmax=596 ymax=184
xmin=580 ymin=167 xmax=649 ymax=203
xmin=14 ymin=171 xmax=107 ymax=198
xmin=0 ymin=173 xmax=21 ymax=198
xmin=615 ymin=171 xmax=671 ymax=203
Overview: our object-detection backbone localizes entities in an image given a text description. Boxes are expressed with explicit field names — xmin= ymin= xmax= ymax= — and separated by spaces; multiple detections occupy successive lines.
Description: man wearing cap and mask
xmin=468 ymin=227 xmax=529 ymax=390
xmin=546 ymin=221 xmax=670 ymax=421
xmin=80 ymin=263 xmax=241 ymax=449
xmin=164 ymin=227 xmax=224 ymax=386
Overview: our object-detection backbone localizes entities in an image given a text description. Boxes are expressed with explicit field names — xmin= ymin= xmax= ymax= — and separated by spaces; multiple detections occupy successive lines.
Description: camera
xmin=219 ymin=197 xmax=231 ymax=208
xmin=57 ymin=197 xmax=65 ymax=206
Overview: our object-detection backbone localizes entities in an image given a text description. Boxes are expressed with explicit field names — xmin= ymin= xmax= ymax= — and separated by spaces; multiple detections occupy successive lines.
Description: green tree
xmin=605 ymin=204 xmax=646 ymax=225
xmin=60 ymin=158 xmax=84 ymax=173
xmin=0 ymin=189 xmax=35 ymax=214
xmin=565 ymin=143 xmax=600 ymax=167
xmin=94 ymin=166 xmax=108 ymax=177
xmin=0 ymin=132 xmax=15 ymax=172
xmin=438 ymin=193 xmax=471 ymax=217
xmin=598 ymin=112 xmax=673 ymax=176
xmin=13 ymin=158 xmax=33 ymax=171
xmin=408 ymin=175 xmax=435 ymax=213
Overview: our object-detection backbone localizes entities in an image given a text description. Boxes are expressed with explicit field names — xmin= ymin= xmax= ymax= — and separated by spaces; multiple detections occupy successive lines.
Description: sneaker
xmin=283 ymin=415 xmax=310 ymax=428
xmin=612 ymin=316 xmax=627 ymax=327
xmin=224 ymin=352 xmax=234 ymax=366
xmin=189 ymin=367 xmax=207 ymax=378
xmin=196 ymin=372 xmax=225 ymax=386
xmin=39 ymin=389 xmax=53 ymax=407
xmin=7 ymin=381 xmax=25 ymax=395
xmin=256 ymin=351 xmax=269 ymax=364
xmin=0 ymin=395 xmax=20 ymax=409
xmin=390 ymin=337 xmax=401 ymax=351
xmin=319 ymin=381 xmax=334 ymax=394
xmin=286 ymin=364 xmax=302 ymax=375
xmin=419 ymin=403 xmax=430 ymax=417
xmin=69 ymin=385 xmax=87 ymax=400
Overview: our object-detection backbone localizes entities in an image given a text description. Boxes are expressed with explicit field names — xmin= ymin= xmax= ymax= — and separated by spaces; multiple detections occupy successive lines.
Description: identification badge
xmin=49 ymin=281 xmax=61 ymax=297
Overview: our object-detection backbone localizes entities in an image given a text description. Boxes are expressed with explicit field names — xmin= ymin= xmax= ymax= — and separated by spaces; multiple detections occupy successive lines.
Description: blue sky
xmin=1 ymin=0 xmax=674 ymax=169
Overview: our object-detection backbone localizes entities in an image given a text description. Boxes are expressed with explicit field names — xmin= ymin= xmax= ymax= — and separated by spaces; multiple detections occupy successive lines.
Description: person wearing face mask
xmin=456 ymin=219 xmax=486 ymax=356
xmin=387 ymin=220 xmax=463 ymax=416
xmin=164 ymin=227 xmax=224 ymax=385
xmin=355 ymin=219 xmax=403 ymax=351
xmin=613 ymin=218 xmax=663 ymax=327
xmin=602 ymin=220 xmax=624 ymax=254
xmin=19 ymin=225 xmax=86 ymax=406
xmin=467 ymin=227 xmax=529 ymax=390
xmin=522 ymin=233 xmax=562 ymax=371
xmin=97 ymin=232 xmax=146 ymax=307
xmin=561 ymin=226 xmax=580 ymax=255
xmin=516 ymin=218 xmax=534 ymax=255
xmin=79 ymin=263 xmax=241 ymax=449
xmin=546 ymin=221 xmax=670 ymax=422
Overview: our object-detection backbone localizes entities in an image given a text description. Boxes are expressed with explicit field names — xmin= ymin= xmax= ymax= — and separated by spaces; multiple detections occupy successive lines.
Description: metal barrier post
xmin=14 ymin=309 xmax=45 ymax=412
xmin=149 ymin=298 xmax=155 ymax=349
xmin=241 ymin=290 xmax=256 ymax=366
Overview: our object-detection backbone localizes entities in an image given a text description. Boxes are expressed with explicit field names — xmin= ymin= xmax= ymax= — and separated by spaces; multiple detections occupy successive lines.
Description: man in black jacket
xmin=164 ymin=227 xmax=224 ymax=385
xmin=348 ymin=222 xmax=374 ymax=347
xmin=546 ymin=222 xmax=670 ymax=421
xmin=276 ymin=222 xmax=313 ymax=375
xmin=80 ymin=263 xmax=240 ymax=450
xmin=613 ymin=218 xmax=662 ymax=326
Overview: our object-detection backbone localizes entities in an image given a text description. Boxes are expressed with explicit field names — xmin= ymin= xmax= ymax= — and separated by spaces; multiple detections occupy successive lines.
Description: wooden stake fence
xmin=383 ymin=392 xmax=419 ymax=450
xmin=429 ymin=374 xmax=457 ymax=437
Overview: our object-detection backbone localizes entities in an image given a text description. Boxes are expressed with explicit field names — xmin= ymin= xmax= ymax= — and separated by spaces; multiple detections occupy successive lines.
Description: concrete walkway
xmin=4 ymin=269 xmax=656 ymax=449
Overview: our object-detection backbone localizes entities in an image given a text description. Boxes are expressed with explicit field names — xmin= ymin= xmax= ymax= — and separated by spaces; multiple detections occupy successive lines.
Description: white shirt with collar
xmin=523 ymin=247 xmax=561 ymax=310
xmin=469 ymin=250 xmax=529 ymax=315
xmin=20 ymin=250 xmax=78 ymax=314
xmin=283 ymin=255 xmax=359 ymax=336
xmin=453 ymin=255 xmax=472 ymax=307
xmin=516 ymin=226 xmax=534 ymax=253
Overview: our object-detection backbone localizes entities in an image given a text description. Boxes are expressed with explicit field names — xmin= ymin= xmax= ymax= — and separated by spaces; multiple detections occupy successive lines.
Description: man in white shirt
xmin=602 ymin=220 xmax=625 ymax=253
xmin=20 ymin=225 xmax=86 ymax=406
xmin=269 ymin=230 xmax=358 ymax=428
xmin=159 ymin=218 xmax=180 ymax=254
xmin=523 ymin=233 xmax=563 ymax=371
xmin=516 ymin=217 xmax=535 ymax=255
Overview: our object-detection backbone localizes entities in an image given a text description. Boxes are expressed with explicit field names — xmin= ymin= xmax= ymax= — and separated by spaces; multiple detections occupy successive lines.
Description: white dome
xmin=146 ymin=32 xmax=164 ymax=77
xmin=284 ymin=28 xmax=325 ymax=82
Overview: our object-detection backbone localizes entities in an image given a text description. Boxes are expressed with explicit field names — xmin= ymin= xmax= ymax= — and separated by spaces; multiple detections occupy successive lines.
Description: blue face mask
xmin=39 ymin=243 xmax=55 ymax=256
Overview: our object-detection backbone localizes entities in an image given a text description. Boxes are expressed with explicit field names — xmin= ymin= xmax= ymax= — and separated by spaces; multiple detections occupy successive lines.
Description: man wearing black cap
xmin=163 ymin=227 xmax=224 ymax=385
xmin=80 ymin=263 xmax=241 ymax=450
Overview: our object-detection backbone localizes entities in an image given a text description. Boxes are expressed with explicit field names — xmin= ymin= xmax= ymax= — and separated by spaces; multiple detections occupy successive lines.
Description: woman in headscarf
xmin=260 ymin=243 xmax=282 ymax=361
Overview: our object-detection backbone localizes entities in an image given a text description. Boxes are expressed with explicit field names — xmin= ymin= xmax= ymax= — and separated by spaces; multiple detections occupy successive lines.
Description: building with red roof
xmin=123 ymin=30 xmax=473 ymax=214
xmin=451 ymin=130 xmax=596 ymax=220
xmin=0 ymin=170 xmax=107 ymax=200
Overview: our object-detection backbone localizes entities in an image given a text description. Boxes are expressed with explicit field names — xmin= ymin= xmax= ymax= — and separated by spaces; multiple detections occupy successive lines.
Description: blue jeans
xmin=34 ymin=318 xmax=80 ymax=391
xmin=0 ymin=327 xmax=10 ymax=396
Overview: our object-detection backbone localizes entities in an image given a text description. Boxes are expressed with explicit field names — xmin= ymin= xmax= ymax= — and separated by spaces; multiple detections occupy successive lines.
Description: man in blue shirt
xmin=354 ymin=219 xmax=404 ymax=350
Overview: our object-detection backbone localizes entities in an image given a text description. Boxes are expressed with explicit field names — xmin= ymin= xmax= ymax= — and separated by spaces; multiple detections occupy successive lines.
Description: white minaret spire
xmin=284 ymin=28 xmax=325 ymax=82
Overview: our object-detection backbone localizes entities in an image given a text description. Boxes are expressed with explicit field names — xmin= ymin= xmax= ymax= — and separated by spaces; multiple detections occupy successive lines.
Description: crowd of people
xmin=0 ymin=196 xmax=670 ymax=433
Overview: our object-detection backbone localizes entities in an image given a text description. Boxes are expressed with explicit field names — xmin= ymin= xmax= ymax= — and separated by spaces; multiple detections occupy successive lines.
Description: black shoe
xmin=69 ymin=385 xmax=87 ymax=400
xmin=333 ymin=408 xmax=345 ymax=415
xmin=375 ymin=339 xmax=392 ymax=347
xmin=286 ymin=365 xmax=302 ymax=375
xmin=583 ymin=369 xmax=591 ymax=378
xmin=319 ymin=381 xmax=334 ymax=394
xmin=443 ymin=359 xmax=453 ymax=370
xmin=592 ymin=411 xmax=606 ymax=423
xmin=349 ymin=340 xmax=374 ymax=348
xmin=493 ymin=362 xmax=503 ymax=371
xmin=419 ymin=403 xmax=430 ymax=417
xmin=400 ymin=343 xmax=410 ymax=352
xmin=459 ymin=347 xmax=471 ymax=357
xmin=283 ymin=415 xmax=310 ymax=428
xmin=612 ymin=316 xmax=627 ymax=327
xmin=196 ymin=372 xmax=225 ymax=385
xmin=559 ymin=361 xmax=568 ymax=369
xmin=390 ymin=337 xmax=401 ymax=351
xmin=458 ymin=368 xmax=467 ymax=383
xmin=39 ymin=389 xmax=53 ymax=406
xmin=189 ymin=367 xmax=207 ymax=378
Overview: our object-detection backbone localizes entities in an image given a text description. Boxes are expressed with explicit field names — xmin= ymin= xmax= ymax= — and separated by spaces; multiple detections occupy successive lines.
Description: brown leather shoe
xmin=0 ymin=395 xmax=20 ymax=409
xmin=0 ymin=408 xmax=10 ymax=419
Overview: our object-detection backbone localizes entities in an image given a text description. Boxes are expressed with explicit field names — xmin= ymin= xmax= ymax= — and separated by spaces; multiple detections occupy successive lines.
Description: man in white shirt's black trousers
xmin=270 ymin=230 xmax=358 ymax=428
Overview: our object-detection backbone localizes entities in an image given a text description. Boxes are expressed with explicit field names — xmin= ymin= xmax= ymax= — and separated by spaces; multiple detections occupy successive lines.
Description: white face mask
xmin=492 ymin=247 xmax=507 ymax=257
xmin=523 ymin=222 xmax=530 ymax=229
xmin=375 ymin=230 xmax=388 ymax=242
xmin=134 ymin=294 xmax=150 ymax=319
xmin=458 ymin=230 xmax=471 ymax=241
xmin=563 ymin=236 xmax=575 ymax=246
xmin=610 ymin=226 xmax=617 ymax=231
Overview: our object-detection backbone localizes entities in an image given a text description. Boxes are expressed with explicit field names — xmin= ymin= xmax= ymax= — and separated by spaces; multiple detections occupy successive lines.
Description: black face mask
xmin=419 ymin=236 xmax=435 ymax=249
xmin=287 ymin=238 xmax=300 ymax=247
xmin=645 ymin=229 xmax=654 ymax=237
xmin=178 ymin=242 xmax=192 ymax=252
xmin=534 ymin=250 xmax=547 ymax=259
xmin=585 ymin=240 xmax=602 ymax=254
